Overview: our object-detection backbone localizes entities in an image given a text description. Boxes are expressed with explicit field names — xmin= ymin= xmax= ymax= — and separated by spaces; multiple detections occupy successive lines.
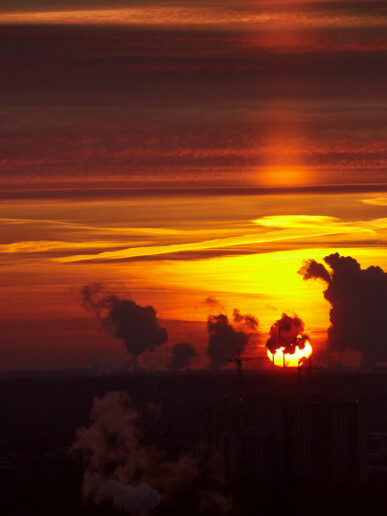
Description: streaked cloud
xmin=362 ymin=197 xmax=387 ymax=206
xmin=1 ymin=5 xmax=386 ymax=30
xmin=0 ymin=240 xmax=135 ymax=254
xmin=51 ymin=214 xmax=380 ymax=263
xmin=2 ymin=3 xmax=387 ymax=189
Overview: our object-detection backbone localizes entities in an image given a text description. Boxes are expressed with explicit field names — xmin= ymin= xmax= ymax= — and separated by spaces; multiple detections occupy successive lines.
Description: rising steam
xmin=71 ymin=391 xmax=232 ymax=515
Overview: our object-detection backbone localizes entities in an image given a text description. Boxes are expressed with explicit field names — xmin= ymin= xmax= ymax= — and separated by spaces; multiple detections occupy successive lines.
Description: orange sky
xmin=0 ymin=1 xmax=386 ymax=370
xmin=1 ymin=191 xmax=386 ymax=369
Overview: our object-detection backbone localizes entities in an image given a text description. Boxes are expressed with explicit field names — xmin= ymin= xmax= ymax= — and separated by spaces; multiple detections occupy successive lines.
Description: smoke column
xmin=169 ymin=342 xmax=197 ymax=371
xmin=207 ymin=310 xmax=258 ymax=369
xmin=299 ymin=252 xmax=387 ymax=366
xmin=81 ymin=284 xmax=168 ymax=368
xmin=266 ymin=313 xmax=309 ymax=355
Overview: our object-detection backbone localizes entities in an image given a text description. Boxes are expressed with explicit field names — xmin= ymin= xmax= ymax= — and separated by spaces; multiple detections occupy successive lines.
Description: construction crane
xmin=228 ymin=349 xmax=265 ymax=401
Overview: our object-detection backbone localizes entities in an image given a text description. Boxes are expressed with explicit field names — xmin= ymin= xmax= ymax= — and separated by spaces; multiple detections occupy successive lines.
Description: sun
xmin=267 ymin=341 xmax=313 ymax=367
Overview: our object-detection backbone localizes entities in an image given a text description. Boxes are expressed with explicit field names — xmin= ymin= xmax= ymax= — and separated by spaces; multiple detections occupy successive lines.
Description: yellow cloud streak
xmin=362 ymin=197 xmax=387 ymax=206
xmin=253 ymin=215 xmax=339 ymax=227
xmin=0 ymin=241 xmax=139 ymax=254
xmin=54 ymin=216 xmax=374 ymax=263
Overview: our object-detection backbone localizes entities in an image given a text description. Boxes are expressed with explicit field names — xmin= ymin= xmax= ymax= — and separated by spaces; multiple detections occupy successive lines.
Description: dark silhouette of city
xmin=1 ymin=369 xmax=386 ymax=515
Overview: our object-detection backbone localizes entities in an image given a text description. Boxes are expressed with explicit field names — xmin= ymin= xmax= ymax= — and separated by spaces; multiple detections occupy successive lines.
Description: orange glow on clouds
xmin=1 ymin=7 xmax=386 ymax=30
xmin=259 ymin=166 xmax=309 ymax=187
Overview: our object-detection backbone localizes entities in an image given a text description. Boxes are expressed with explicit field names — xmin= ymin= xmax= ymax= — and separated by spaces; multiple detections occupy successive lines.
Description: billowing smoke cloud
xmin=299 ymin=252 xmax=387 ymax=366
xmin=299 ymin=258 xmax=331 ymax=283
xmin=81 ymin=284 xmax=168 ymax=367
xmin=266 ymin=313 xmax=309 ymax=355
xmin=207 ymin=310 xmax=258 ymax=369
xmin=169 ymin=342 xmax=197 ymax=371
xmin=72 ymin=391 xmax=231 ymax=515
